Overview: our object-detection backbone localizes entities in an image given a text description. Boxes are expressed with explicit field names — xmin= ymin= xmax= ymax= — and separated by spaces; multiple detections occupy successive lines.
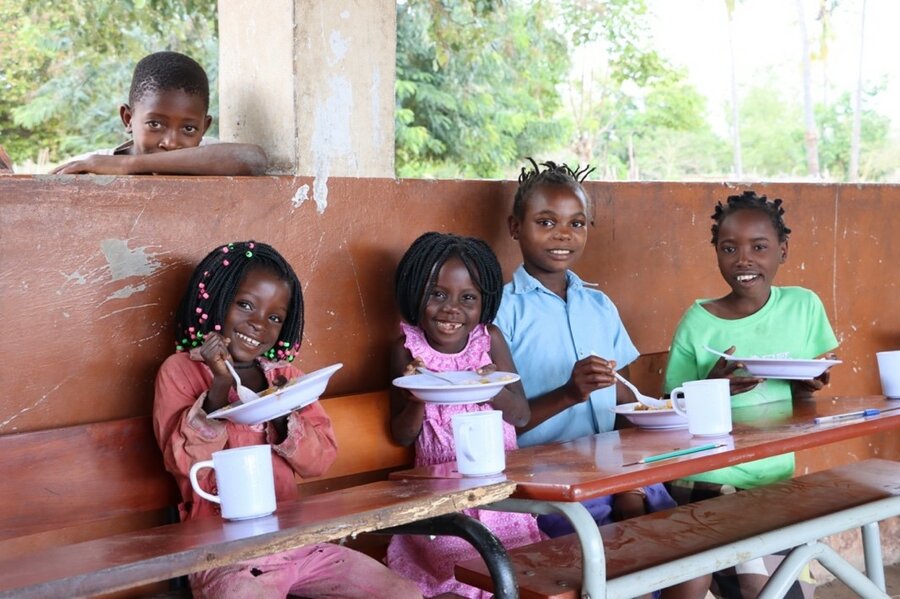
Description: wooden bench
xmin=455 ymin=459 xmax=900 ymax=599
xmin=0 ymin=390 xmax=422 ymax=597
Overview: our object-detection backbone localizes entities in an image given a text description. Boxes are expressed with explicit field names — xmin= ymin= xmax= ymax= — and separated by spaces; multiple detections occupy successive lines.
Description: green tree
xmin=737 ymin=82 xmax=806 ymax=177
xmin=0 ymin=0 xmax=217 ymax=165
xmin=818 ymin=88 xmax=891 ymax=181
xmin=395 ymin=0 xmax=571 ymax=178
xmin=627 ymin=72 xmax=731 ymax=180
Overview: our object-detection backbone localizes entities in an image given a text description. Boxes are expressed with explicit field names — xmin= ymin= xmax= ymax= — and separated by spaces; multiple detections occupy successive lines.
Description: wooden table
xmin=0 ymin=477 xmax=516 ymax=599
xmin=391 ymin=395 xmax=900 ymax=598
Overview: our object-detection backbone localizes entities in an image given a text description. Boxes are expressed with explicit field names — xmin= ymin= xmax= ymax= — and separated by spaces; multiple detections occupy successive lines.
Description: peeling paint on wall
xmin=100 ymin=283 xmax=148 ymax=304
xmin=100 ymin=239 xmax=160 ymax=281
xmin=291 ymin=184 xmax=311 ymax=209
xmin=309 ymin=28 xmax=357 ymax=214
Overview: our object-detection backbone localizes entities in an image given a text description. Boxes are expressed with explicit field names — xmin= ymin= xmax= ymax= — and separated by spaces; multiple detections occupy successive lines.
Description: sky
xmin=646 ymin=0 xmax=899 ymax=136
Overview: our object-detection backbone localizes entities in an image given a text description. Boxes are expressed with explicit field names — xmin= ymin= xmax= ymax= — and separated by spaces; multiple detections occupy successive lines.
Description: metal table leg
xmin=377 ymin=512 xmax=519 ymax=599
xmin=487 ymin=498 xmax=605 ymax=599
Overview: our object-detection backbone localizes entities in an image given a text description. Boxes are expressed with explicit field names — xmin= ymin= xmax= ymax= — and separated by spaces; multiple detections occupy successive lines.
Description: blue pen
xmin=814 ymin=406 xmax=900 ymax=424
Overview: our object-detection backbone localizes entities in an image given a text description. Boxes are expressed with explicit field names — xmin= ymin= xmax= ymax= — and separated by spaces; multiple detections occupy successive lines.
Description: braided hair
xmin=129 ymin=51 xmax=210 ymax=110
xmin=711 ymin=190 xmax=792 ymax=245
xmin=395 ymin=232 xmax=503 ymax=326
xmin=174 ymin=241 xmax=304 ymax=361
xmin=512 ymin=158 xmax=595 ymax=220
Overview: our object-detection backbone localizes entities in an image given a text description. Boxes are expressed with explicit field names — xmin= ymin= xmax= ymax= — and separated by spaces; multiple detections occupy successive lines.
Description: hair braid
xmin=395 ymin=232 xmax=503 ymax=325
xmin=710 ymin=190 xmax=792 ymax=244
xmin=174 ymin=241 xmax=304 ymax=361
xmin=512 ymin=158 xmax=595 ymax=220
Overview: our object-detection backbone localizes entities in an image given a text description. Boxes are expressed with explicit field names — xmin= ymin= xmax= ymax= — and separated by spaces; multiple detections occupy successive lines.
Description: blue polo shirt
xmin=496 ymin=265 xmax=639 ymax=447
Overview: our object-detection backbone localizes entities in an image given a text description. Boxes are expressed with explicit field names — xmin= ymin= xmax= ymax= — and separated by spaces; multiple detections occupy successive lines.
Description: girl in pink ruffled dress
xmin=386 ymin=232 xmax=543 ymax=598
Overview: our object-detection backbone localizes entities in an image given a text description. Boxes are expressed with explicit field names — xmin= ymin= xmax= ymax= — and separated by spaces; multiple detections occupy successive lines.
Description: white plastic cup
xmin=876 ymin=351 xmax=900 ymax=399
xmin=671 ymin=378 xmax=733 ymax=437
xmin=451 ymin=410 xmax=505 ymax=476
xmin=189 ymin=445 xmax=276 ymax=520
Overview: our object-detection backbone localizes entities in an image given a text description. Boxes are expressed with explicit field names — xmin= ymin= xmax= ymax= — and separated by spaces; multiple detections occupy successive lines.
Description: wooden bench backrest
xmin=0 ymin=417 xmax=179 ymax=558
xmin=0 ymin=390 xmax=411 ymax=558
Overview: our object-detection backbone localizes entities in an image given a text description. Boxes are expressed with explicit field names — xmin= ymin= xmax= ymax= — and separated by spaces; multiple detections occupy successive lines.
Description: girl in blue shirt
xmin=496 ymin=159 xmax=710 ymax=599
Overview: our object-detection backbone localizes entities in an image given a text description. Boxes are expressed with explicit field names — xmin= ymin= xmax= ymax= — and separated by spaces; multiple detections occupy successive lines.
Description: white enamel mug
xmin=876 ymin=350 xmax=900 ymax=399
xmin=189 ymin=444 xmax=276 ymax=520
xmin=451 ymin=410 xmax=505 ymax=477
xmin=671 ymin=378 xmax=733 ymax=437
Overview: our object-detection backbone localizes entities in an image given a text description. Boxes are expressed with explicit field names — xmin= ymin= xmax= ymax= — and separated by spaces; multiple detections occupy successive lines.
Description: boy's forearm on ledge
xmin=127 ymin=143 xmax=268 ymax=176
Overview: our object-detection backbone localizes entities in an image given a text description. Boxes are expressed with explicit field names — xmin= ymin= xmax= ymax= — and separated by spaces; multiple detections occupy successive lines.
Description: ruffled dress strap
xmin=400 ymin=322 xmax=492 ymax=372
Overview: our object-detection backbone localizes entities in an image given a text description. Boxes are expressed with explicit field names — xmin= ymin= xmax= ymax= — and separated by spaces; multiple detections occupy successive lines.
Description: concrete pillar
xmin=218 ymin=1 xmax=396 ymax=188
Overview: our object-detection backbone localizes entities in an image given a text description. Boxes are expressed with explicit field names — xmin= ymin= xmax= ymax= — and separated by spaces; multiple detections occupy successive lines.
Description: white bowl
xmin=208 ymin=363 xmax=343 ymax=425
xmin=727 ymin=356 xmax=841 ymax=380
xmin=613 ymin=402 xmax=688 ymax=430
xmin=392 ymin=371 xmax=520 ymax=405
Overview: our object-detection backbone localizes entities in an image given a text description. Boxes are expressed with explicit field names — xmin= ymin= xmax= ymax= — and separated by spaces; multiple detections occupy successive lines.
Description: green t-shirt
xmin=664 ymin=286 xmax=839 ymax=489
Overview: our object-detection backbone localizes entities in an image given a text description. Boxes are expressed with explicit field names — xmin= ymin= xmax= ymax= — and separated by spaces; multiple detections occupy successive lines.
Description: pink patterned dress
xmin=386 ymin=322 xmax=543 ymax=598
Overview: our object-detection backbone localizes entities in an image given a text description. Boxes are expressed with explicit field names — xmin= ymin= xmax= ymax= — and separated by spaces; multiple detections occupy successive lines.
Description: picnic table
xmin=0 ymin=477 xmax=517 ymax=599
xmin=393 ymin=395 xmax=900 ymax=598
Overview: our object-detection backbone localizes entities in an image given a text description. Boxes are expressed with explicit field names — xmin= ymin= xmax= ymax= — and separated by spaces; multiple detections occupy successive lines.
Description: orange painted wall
xmin=0 ymin=177 xmax=897 ymax=468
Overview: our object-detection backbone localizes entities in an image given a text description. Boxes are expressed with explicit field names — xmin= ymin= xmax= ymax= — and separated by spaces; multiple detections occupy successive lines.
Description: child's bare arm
xmin=52 ymin=143 xmax=267 ymax=176
xmin=517 ymin=354 xmax=616 ymax=434
xmin=484 ymin=325 xmax=529 ymax=427
xmin=389 ymin=338 xmax=427 ymax=446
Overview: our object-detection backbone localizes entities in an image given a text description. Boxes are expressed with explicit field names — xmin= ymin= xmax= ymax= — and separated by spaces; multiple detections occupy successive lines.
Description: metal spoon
xmin=704 ymin=345 xmax=737 ymax=361
xmin=224 ymin=361 xmax=261 ymax=403
xmin=416 ymin=367 xmax=461 ymax=385
xmin=614 ymin=371 xmax=669 ymax=409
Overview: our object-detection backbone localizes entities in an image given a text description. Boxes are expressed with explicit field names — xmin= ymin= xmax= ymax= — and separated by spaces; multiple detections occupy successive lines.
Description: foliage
xmin=0 ymin=0 xmax=217 ymax=164
xmin=395 ymin=0 xmax=571 ymax=178
xmin=817 ymin=87 xmax=892 ymax=180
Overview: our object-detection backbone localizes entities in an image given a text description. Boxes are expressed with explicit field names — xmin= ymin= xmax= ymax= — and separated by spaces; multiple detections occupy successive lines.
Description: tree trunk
xmin=849 ymin=0 xmax=866 ymax=181
xmin=796 ymin=0 xmax=821 ymax=178
xmin=725 ymin=0 xmax=743 ymax=179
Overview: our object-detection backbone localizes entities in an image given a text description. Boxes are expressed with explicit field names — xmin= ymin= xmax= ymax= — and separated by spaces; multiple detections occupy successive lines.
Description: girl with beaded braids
xmin=386 ymin=232 xmax=541 ymax=599
xmin=154 ymin=241 xmax=422 ymax=599
xmin=663 ymin=191 xmax=838 ymax=598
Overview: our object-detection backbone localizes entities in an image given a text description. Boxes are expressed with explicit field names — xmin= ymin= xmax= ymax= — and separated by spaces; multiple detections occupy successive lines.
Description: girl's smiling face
xmin=509 ymin=184 xmax=589 ymax=282
xmin=223 ymin=268 xmax=292 ymax=363
xmin=715 ymin=209 xmax=788 ymax=302
xmin=420 ymin=256 xmax=482 ymax=354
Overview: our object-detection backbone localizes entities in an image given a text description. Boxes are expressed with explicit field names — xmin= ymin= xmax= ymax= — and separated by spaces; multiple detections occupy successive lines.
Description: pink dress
xmin=386 ymin=323 xmax=543 ymax=598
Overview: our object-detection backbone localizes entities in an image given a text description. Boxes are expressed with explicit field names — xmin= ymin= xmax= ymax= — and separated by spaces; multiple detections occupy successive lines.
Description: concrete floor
xmin=815 ymin=561 xmax=900 ymax=598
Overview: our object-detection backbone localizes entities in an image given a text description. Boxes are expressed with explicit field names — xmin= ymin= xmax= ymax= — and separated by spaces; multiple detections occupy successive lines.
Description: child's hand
xmin=199 ymin=332 xmax=233 ymax=380
xmin=51 ymin=155 xmax=131 ymax=175
xmin=566 ymin=355 xmax=617 ymax=402
xmin=707 ymin=346 xmax=762 ymax=395
xmin=401 ymin=356 xmax=425 ymax=377
xmin=476 ymin=363 xmax=498 ymax=375
xmin=792 ymin=352 xmax=837 ymax=399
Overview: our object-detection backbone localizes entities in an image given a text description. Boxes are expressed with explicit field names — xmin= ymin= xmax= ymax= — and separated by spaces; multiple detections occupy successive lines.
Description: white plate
xmin=208 ymin=363 xmax=343 ymax=425
xmin=392 ymin=371 xmax=520 ymax=405
xmin=725 ymin=356 xmax=842 ymax=380
xmin=613 ymin=402 xmax=688 ymax=430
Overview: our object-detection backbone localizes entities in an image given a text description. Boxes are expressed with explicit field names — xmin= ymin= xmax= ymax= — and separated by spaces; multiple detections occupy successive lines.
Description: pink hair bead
xmin=223 ymin=259 xmax=230 ymax=266
xmin=214 ymin=324 xmax=222 ymax=331
xmin=201 ymin=313 xmax=208 ymax=320
xmin=222 ymin=247 xmax=229 ymax=253
xmin=195 ymin=307 xmax=202 ymax=314
xmin=202 ymin=293 xmax=209 ymax=299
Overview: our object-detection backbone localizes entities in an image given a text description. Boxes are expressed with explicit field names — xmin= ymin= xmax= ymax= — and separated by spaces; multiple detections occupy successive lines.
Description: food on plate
xmin=633 ymin=399 xmax=673 ymax=411
xmin=460 ymin=374 xmax=517 ymax=385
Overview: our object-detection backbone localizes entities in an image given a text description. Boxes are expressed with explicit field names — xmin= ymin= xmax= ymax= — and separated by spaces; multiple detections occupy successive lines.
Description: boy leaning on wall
xmin=52 ymin=51 xmax=266 ymax=176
